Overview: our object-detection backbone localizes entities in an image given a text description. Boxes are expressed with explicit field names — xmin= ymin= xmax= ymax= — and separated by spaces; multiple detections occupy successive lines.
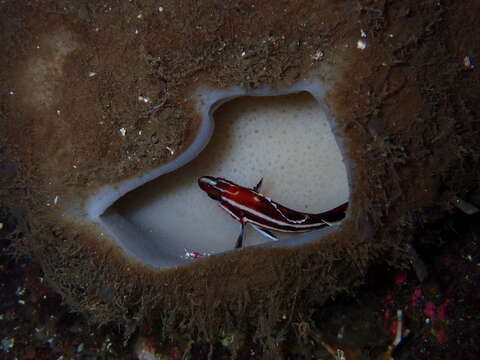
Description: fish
xmin=198 ymin=176 xmax=348 ymax=248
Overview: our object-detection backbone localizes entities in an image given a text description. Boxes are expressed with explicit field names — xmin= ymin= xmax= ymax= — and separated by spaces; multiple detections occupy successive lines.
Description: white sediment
xmin=18 ymin=29 xmax=78 ymax=111
xmin=85 ymin=79 xmax=350 ymax=267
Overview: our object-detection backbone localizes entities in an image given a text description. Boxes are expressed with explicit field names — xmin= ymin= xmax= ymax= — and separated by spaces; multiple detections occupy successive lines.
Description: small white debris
xmin=15 ymin=287 xmax=25 ymax=296
xmin=312 ymin=49 xmax=324 ymax=61
xmin=467 ymin=255 xmax=473 ymax=262
xmin=134 ymin=29 xmax=139 ymax=34
xmin=158 ymin=5 xmax=164 ymax=12
xmin=8 ymin=90 xmax=14 ymax=95
xmin=464 ymin=56 xmax=475 ymax=69
xmin=54 ymin=195 xmax=59 ymax=205
xmin=166 ymin=146 xmax=175 ymax=155
xmin=137 ymin=13 xmax=143 ymax=19
xmin=138 ymin=95 xmax=151 ymax=103
xmin=425 ymin=318 xmax=431 ymax=324
xmin=56 ymin=109 xmax=61 ymax=115
xmin=357 ymin=39 xmax=367 ymax=50
xmin=138 ymin=130 xmax=142 ymax=135
xmin=76 ymin=343 xmax=84 ymax=353
xmin=281 ymin=314 xmax=287 ymax=320
xmin=241 ymin=50 xmax=246 ymax=57
xmin=36 ymin=45 xmax=40 ymax=49
xmin=360 ymin=29 xmax=367 ymax=38
xmin=88 ymin=72 xmax=97 ymax=77
xmin=393 ymin=310 xmax=404 ymax=347
xmin=119 ymin=128 xmax=127 ymax=136
xmin=17 ymin=299 xmax=25 ymax=305
xmin=0 ymin=337 xmax=14 ymax=352
xmin=182 ymin=248 xmax=206 ymax=260
xmin=453 ymin=196 xmax=479 ymax=215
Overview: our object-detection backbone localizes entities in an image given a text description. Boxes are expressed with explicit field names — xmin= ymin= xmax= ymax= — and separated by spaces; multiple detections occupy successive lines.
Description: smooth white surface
xmin=112 ymin=92 xmax=349 ymax=263
xmin=85 ymin=79 xmax=351 ymax=267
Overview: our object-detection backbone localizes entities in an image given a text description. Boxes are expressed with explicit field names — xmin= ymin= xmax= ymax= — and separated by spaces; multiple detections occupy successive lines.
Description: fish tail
xmin=313 ymin=202 xmax=348 ymax=224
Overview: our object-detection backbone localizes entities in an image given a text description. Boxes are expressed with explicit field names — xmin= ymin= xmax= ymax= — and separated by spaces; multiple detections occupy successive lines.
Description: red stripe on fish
xmin=198 ymin=176 xmax=348 ymax=247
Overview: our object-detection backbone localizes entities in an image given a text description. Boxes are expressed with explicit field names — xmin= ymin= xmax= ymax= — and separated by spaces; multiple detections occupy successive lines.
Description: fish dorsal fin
xmin=253 ymin=178 xmax=263 ymax=192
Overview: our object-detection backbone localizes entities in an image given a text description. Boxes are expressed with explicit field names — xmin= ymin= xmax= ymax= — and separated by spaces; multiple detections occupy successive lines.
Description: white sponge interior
xmin=112 ymin=92 xmax=349 ymax=261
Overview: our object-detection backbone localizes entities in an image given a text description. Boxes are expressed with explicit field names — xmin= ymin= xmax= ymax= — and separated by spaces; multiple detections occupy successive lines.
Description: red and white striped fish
xmin=198 ymin=176 xmax=348 ymax=248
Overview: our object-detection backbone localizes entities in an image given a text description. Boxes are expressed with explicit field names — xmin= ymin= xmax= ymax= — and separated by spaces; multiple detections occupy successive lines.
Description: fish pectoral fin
xmin=251 ymin=224 xmax=278 ymax=241
xmin=253 ymin=177 xmax=263 ymax=192
xmin=235 ymin=223 xmax=246 ymax=249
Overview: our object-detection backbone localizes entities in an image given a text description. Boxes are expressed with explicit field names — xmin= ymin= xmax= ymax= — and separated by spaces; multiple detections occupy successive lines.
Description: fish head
xmin=198 ymin=176 xmax=240 ymax=201
xmin=198 ymin=176 xmax=223 ymax=201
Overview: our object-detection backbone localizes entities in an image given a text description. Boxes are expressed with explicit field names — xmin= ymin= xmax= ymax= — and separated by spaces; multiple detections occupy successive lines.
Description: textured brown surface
xmin=0 ymin=0 xmax=479 ymax=356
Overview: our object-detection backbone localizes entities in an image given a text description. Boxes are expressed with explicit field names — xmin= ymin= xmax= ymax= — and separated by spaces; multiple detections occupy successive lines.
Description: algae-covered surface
xmin=1 ymin=0 xmax=479 ymax=358
xmin=1 ymin=207 xmax=479 ymax=359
